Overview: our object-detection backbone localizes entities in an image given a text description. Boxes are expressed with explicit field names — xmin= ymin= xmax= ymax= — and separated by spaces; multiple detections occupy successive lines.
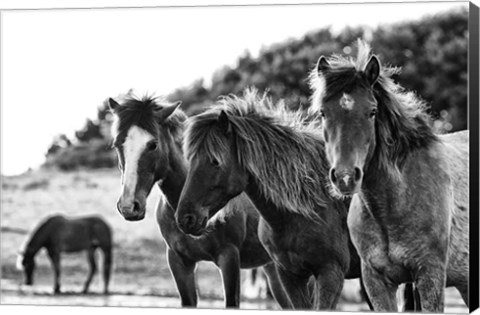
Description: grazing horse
xmin=108 ymin=95 xmax=289 ymax=308
xmin=16 ymin=215 xmax=112 ymax=294
xmin=309 ymin=40 xmax=469 ymax=312
xmin=176 ymin=90 xmax=372 ymax=310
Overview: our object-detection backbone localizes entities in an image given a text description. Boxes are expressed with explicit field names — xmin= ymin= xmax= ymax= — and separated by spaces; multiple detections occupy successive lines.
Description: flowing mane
xmin=19 ymin=215 xmax=62 ymax=257
xmin=310 ymin=40 xmax=438 ymax=178
xmin=110 ymin=94 xmax=186 ymax=146
xmin=184 ymin=89 xmax=331 ymax=219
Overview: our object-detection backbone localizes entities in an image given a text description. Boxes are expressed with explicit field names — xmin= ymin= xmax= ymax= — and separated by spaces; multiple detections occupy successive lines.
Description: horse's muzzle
xmin=329 ymin=167 xmax=362 ymax=196
xmin=117 ymin=200 xmax=146 ymax=221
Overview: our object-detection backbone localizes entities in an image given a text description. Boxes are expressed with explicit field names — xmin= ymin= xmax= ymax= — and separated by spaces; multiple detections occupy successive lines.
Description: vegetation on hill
xmin=44 ymin=7 xmax=468 ymax=171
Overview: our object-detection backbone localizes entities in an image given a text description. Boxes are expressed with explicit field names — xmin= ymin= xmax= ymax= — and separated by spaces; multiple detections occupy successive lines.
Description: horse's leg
xmin=101 ymin=246 xmax=112 ymax=295
xmin=276 ymin=266 xmax=312 ymax=309
xmin=312 ymin=263 xmax=344 ymax=310
xmin=398 ymin=283 xmax=422 ymax=311
xmin=262 ymin=262 xmax=292 ymax=309
xmin=415 ymin=261 xmax=446 ymax=312
xmin=414 ymin=284 xmax=422 ymax=310
xmin=167 ymin=248 xmax=198 ymax=307
xmin=47 ymin=248 xmax=61 ymax=294
xmin=216 ymin=244 xmax=241 ymax=308
xmin=82 ymin=248 xmax=97 ymax=294
xmin=401 ymin=283 xmax=418 ymax=311
xmin=361 ymin=262 xmax=398 ymax=311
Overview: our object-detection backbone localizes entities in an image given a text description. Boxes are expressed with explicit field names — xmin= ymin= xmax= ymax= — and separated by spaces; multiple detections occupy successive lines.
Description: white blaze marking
xmin=343 ymin=175 xmax=351 ymax=186
xmin=340 ymin=93 xmax=355 ymax=110
xmin=16 ymin=254 xmax=24 ymax=271
xmin=16 ymin=236 xmax=29 ymax=270
xmin=121 ymin=126 xmax=154 ymax=202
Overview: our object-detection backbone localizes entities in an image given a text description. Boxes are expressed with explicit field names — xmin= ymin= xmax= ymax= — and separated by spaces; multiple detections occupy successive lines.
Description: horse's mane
xmin=309 ymin=40 xmax=438 ymax=179
xmin=185 ymin=89 xmax=331 ymax=219
xmin=111 ymin=94 xmax=186 ymax=145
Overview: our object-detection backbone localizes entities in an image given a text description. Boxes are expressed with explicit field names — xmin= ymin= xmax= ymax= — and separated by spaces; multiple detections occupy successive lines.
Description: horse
xmin=309 ymin=40 xmax=469 ymax=312
xmin=176 ymin=90 xmax=375 ymax=310
xmin=16 ymin=214 xmax=112 ymax=294
xmin=107 ymin=95 xmax=290 ymax=308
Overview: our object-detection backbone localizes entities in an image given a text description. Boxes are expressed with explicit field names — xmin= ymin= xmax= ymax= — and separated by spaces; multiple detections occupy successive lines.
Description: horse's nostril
xmin=330 ymin=168 xmax=337 ymax=183
xmin=354 ymin=167 xmax=362 ymax=182
xmin=183 ymin=214 xmax=196 ymax=229
xmin=133 ymin=201 xmax=141 ymax=213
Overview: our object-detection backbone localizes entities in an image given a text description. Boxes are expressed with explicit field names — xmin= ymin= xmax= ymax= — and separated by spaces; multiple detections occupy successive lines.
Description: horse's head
xmin=109 ymin=96 xmax=182 ymax=221
xmin=311 ymin=52 xmax=380 ymax=196
xmin=176 ymin=110 xmax=248 ymax=236
xmin=17 ymin=252 xmax=35 ymax=285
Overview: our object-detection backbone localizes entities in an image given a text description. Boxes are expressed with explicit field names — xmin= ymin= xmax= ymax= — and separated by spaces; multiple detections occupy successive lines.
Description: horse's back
xmin=439 ymin=130 xmax=469 ymax=215
xmin=53 ymin=216 xmax=111 ymax=252
xmin=83 ymin=216 xmax=113 ymax=247
xmin=440 ymin=130 xmax=469 ymax=157
xmin=439 ymin=130 xmax=469 ymax=286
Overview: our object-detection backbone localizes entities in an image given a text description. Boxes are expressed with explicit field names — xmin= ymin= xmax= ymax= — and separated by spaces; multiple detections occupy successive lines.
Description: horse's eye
xmin=211 ymin=159 xmax=220 ymax=167
xmin=370 ymin=108 xmax=377 ymax=118
xmin=147 ymin=141 xmax=158 ymax=151
xmin=319 ymin=110 xmax=325 ymax=118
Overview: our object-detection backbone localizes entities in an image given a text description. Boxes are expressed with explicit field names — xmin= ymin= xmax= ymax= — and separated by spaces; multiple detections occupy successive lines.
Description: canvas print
xmin=0 ymin=1 xmax=475 ymax=313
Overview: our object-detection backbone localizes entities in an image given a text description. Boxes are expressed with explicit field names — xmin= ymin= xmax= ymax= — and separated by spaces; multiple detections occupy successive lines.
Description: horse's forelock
xmin=184 ymin=112 xmax=229 ymax=167
xmin=111 ymin=95 xmax=186 ymax=146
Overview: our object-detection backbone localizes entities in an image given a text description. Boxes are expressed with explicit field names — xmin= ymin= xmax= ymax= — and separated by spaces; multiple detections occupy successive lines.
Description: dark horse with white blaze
xmin=108 ymin=95 xmax=289 ymax=308
xmin=17 ymin=215 xmax=112 ymax=294
xmin=176 ymin=91 xmax=374 ymax=310
xmin=310 ymin=40 xmax=469 ymax=312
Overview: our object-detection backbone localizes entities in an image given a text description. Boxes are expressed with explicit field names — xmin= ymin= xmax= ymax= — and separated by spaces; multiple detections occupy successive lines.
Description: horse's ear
xmin=156 ymin=101 xmax=182 ymax=121
xmin=108 ymin=98 xmax=120 ymax=112
xmin=364 ymin=55 xmax=380 ymax=86
xmin=218 ymin=110 xmax=231 ymax=134
xmin=316 ymin=56 xmax=330 ymax=74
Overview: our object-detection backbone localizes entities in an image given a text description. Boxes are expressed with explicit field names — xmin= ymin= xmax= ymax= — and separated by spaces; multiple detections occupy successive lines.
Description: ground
xmin=0 ymin=169 xmax=468 ymax=312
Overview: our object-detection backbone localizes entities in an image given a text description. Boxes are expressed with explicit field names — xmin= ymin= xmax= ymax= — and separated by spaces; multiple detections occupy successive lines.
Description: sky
xmin=0 ymin=1 xmax=468 ymax=176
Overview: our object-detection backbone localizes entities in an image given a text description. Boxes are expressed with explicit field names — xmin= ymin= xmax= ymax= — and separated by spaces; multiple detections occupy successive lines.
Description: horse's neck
xmin=360 ymin=163 xmax=402 ymax=219
xmin=159 ymin=147 xmax=187 ymax=211
xmin=244 ymin=179 xmax=287 ymax=227
xmin=25 ymin=231 xmax=47 ymax=256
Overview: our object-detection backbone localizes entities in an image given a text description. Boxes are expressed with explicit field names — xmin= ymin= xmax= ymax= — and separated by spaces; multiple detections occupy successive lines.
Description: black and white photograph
xmin=0 ymin=0 xmax=478 ymax=314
